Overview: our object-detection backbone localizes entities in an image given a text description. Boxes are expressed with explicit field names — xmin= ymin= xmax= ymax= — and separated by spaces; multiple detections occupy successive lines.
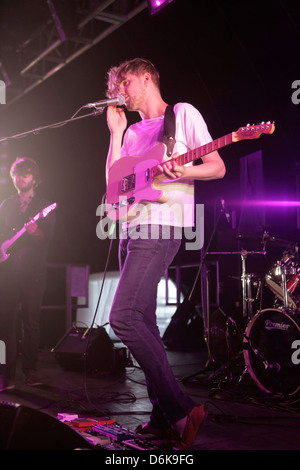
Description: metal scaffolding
xmin=0 ymin=0 xmax=148 ymax=109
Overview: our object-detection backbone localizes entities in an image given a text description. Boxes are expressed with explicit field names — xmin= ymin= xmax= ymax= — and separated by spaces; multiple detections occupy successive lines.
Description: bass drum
xmin=243 ymin=309 xmax=300 ymax=396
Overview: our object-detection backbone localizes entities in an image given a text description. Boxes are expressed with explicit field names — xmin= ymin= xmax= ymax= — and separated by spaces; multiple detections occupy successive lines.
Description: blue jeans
xmin=109 ymin=224 xmax=196 ymax=428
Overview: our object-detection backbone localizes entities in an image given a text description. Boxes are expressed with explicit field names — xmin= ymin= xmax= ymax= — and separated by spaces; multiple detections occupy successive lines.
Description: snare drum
xmin=244 ymin=308 xmax=300 ymax=396
xmin=265 ymin=256 xmax=300 ymax=308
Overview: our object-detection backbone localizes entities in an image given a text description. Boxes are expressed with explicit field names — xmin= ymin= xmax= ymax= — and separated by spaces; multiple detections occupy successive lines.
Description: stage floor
xmin=0 ymin=343 xmax=299 ymax=451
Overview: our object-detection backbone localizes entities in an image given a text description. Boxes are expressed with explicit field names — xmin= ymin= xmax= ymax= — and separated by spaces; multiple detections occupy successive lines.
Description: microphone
xmin=220 ymin=198 xmax=231 ymax=224
xmin=84 ymin=94 xmax=125 ymax=109
xmin=263 ymin=360 xmax=281 ymax=373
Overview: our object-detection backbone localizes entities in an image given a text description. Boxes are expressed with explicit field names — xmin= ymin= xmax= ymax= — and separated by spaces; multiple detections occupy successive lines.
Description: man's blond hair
xmin=106 ymin=58 xmax=160 ymax=98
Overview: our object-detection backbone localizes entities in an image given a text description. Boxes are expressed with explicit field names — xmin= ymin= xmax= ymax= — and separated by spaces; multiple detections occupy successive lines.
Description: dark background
xmin=0 ymin=0 xmax=299 ymax=334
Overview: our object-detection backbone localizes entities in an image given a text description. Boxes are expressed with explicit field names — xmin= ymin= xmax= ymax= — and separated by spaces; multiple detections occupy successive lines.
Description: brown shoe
xmin=174 ymin=404 xmax=208 ymax=450
xmin=136 ymin=422 xmax=180 ymax=441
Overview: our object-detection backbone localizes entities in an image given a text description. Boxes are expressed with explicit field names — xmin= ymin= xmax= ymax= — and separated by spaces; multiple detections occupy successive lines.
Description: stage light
xmin=147 ymin=0 xmax=174 ymax=15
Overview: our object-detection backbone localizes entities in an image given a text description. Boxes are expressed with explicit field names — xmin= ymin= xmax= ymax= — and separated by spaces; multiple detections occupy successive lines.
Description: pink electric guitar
xmin=106 ymin=122 xmax=275 ymax=221
xmin=0 ymin=202 xmax=57 ymax=264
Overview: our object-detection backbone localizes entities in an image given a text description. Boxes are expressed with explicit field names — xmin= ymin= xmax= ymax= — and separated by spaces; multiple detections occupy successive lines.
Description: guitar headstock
xmin=233 ymin=121 xmax=275 ymax=142
xmin=40 ymin=202 xmax=57 ymax=218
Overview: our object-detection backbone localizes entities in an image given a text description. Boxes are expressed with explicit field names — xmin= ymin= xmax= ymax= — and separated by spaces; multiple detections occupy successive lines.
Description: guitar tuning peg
xmin=246 ymin=123 xmax=250 ymax=127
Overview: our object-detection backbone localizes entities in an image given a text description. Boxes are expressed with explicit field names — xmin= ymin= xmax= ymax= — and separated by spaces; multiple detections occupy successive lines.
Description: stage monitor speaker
xmin=52 ymin=326 xmax=116 ymax=373
xmin=0 ymin=402 xmax=91 ymax=450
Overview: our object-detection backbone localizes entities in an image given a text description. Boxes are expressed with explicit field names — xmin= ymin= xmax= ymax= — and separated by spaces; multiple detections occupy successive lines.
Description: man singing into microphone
xmin=105 ymin=58 xmax=225 ymax=449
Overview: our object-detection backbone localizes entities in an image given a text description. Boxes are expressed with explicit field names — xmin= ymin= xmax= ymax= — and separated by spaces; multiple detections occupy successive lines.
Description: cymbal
xmin=267 ymin=236 xmax=295 ymax=246
xmin=237 ymin=234 xmax=295 ymax=247
xmin=230 ymin=274 xmax=261 ymax=280
xmin=237 ymin=234 xmax=263 ymax=243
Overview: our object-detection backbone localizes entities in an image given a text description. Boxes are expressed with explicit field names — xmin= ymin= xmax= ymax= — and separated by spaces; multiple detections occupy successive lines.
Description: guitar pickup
xmin=121 ymin=173 xmax=135 ymax=193
xmin=112 ymin=197 xmax=135 ymax=209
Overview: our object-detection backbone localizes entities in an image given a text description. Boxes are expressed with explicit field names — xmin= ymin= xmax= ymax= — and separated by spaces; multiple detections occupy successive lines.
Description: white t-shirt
xmin=121 ymin=102 xmax=212 ymax=227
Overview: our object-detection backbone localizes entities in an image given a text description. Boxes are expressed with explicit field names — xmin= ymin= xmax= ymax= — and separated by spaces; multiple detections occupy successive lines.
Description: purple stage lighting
xmin=147 ymin=0 xmax=174 ymax=15
xmin=239 ymin=200 xmax=300 ymax=208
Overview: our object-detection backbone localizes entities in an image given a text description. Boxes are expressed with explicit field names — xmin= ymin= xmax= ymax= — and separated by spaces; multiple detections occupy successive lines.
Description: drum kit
xmin=208 ymin=231 xmax=300 ymax=398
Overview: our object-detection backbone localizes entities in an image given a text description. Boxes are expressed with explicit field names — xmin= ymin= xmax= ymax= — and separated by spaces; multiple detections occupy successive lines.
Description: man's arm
xmin=105 ymin=105 xmax=127 ymax=181
xmin=158 ymin=150 xmax=226 ymax=181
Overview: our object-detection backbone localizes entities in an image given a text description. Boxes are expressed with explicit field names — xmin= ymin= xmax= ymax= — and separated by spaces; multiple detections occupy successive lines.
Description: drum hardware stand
xmin=233 ymin=248 xmax=266 ymax=385
xmin=181 ymin=203 xmax=230 ymax=383
xmin=181 ymin=207 xmax=267 ymax=385
xmin=240 ymin=249 xmax=266 ymax=322
xmin=182 ymin=248 xmax=267 ymax=385
xmin=206 ymin=248 xmax=265 ymax=323
xmin=206 ymin=315 xmax=245 ymax=386
xmin=281 ymin=264 xmax=289 ymax=309
xmin=204 ymin=248 xmax=266 ymax=387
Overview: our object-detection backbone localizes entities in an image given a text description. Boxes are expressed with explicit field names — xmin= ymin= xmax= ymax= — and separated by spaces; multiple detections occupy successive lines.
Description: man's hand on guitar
xmin=25 ymin=220 xmax=38 ymax=234
xmin=156 ymin=153 xmax=185 ymax=181
xmin=25 ymin=220 xmax=45 ymax=240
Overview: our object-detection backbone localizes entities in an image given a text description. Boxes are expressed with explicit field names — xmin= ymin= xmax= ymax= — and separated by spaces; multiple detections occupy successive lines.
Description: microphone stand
xmin=0 ymin=106 xmax=106 ymax=143
xmin=2 ymin=102 xmax=110 ymax=368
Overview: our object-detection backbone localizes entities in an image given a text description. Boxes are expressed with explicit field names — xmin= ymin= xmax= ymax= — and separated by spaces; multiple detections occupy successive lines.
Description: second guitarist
xmin=0 ymin=157 xmax=56 ymax=391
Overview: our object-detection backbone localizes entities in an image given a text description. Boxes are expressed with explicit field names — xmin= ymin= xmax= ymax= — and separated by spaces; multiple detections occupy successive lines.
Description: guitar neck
xmin=151 ymin=132 xmax=234 ymax=178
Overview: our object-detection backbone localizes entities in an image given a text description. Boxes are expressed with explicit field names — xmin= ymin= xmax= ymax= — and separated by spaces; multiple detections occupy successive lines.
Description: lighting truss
xmin=0 ymin=0 xmax=148 ymax=110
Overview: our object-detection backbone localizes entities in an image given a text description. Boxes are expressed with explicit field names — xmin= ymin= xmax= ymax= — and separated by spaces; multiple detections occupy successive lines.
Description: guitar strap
xmin=163 ymin=104 xmax=176 ymax=157
xmin=163 ymin=104 xmax=204 ymax=165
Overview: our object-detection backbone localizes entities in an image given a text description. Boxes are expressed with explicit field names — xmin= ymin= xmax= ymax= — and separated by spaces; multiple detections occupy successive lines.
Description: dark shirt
xmin=0 ymin=193 xmax=56 ymax=274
